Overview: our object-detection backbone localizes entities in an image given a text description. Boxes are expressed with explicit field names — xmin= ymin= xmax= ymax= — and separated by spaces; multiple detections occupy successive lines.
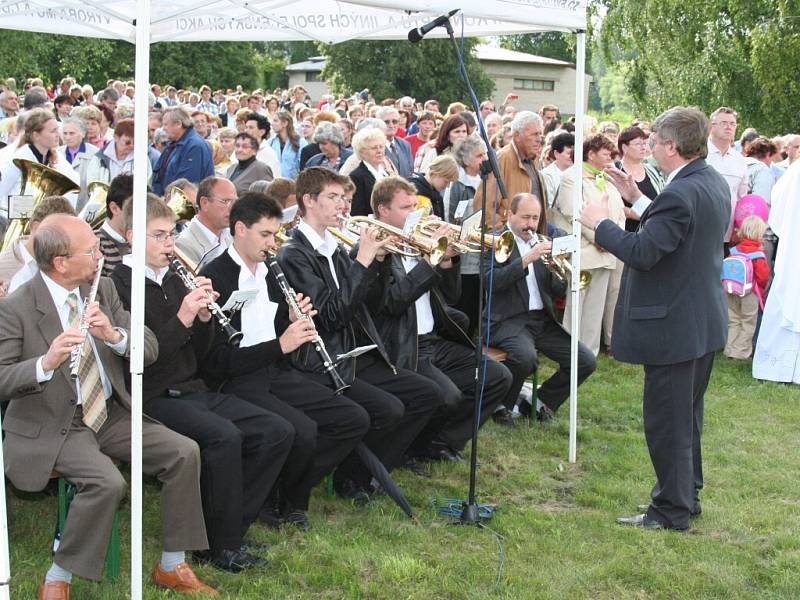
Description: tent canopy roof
xmin=0 ymin=0 xmax=586 ymax=44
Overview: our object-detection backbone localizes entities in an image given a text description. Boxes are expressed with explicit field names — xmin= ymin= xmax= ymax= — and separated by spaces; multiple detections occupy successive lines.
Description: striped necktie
xmin=66 ymin=293 xmax=107 ymax=433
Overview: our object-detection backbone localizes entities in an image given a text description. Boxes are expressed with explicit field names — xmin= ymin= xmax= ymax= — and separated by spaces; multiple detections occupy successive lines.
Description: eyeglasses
xmin=64 ymin=242 xmax=102 ymax=258
xmin=383 ymin=119 xmax=400 ymax=125
xmin=207 ymin=196 xmax=236 ymax=206
xmin=147 ymin=230 xmax=179 ymax=243
xmin=712 ymin=121 xmax=737 ymax=128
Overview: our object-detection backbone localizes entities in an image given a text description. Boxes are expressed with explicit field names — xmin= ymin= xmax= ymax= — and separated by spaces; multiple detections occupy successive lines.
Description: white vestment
xmin=753 ymin=160 xmax=800 ymax=383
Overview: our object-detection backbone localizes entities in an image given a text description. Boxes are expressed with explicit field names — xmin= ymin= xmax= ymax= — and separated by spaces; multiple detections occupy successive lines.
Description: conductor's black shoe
xmin=401 ymin=456 xmax=432 ymax=477
xmin=616 ymin=513 xmax=686 ymax=531
xmin=492 ymin=407 xmax=516 ymax=427
xmin=283 ymin=509 xmax=312 ymax=531
xmin=333 ymin=478 xmax=371 ymax=507
xmin=194 ymin=548 xmax=267 ymax=573
xmin=637 ymin=503 xmax=702 ymax=517
xmin=536 ymin=405 xmax=555 ymax=422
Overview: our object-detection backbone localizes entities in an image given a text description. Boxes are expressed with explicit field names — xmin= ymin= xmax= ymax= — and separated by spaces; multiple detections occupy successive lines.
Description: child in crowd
xmin=724 ymin=214 xmax=770 ymax=359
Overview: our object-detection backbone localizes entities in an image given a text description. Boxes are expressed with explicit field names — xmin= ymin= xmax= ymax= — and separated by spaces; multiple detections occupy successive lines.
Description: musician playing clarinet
xmin=278 ymin=167 xmax=442 ymax=503
xmin=199 ymin=192 xmax=369 ymax=529
xmin=111 ymin=193 xmax=295 ymax=574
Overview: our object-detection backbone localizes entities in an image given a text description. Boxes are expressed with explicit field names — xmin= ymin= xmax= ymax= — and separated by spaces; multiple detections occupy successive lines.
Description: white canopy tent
xmin=0 ymin=2 xmax=587 ymax=597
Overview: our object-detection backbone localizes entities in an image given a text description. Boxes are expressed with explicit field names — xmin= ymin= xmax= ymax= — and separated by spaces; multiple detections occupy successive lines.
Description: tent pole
xmin=568 ymin=31 xmax=587 ymax=464
xmin=132 ymin=1 xmax=152 ymax=597
xmin=0 ymin=419 xmax=10 ymax=600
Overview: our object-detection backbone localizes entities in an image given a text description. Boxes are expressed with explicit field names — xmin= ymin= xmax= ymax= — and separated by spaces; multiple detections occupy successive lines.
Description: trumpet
xmin=69 ymin=257 xmax=104 ymax=380
xmin=336 ymin=216 xmax=449 ymax=265
xmin=170 ymin=248 xmax=243 ymax=346
xmin=533 ymin=234 xmax=592 ymax=290
xmin=417 ymin=218 xmax=514 ymax=263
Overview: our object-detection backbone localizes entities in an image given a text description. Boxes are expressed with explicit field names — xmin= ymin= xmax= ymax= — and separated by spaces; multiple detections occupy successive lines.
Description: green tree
xmin=149 ymin=42 xmax=263 ymax=90
xmin=499 ymin=32 xmax=574 ymax=62
xmin=599 ymin=0 xmax=796 ymax=134
xmin=319 ymin=38 xmax=494 ymax=105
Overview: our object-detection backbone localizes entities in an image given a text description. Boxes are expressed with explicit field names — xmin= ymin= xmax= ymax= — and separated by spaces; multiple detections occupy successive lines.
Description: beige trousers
xmin=602 ymin=261 xmax=624 ymax=347
xmin=563 ymin=267 xmax=611 ymax=356
xmin=725 ymin=293 xmax=759 ymax=359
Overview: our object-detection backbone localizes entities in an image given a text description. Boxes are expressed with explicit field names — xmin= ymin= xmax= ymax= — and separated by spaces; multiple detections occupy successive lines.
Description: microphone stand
xmin=436 ymin=15 xmax=508 ymax=525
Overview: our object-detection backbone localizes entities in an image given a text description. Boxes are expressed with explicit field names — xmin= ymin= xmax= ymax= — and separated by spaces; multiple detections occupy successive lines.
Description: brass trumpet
xmin=78 ymin=180 xmax=109 ymax=229
xmin=334 ymin=216 xmax=449 ymax=265
xmin=534 ymin=234 xmax=592 ymax=290
xmin=417 ymin=218 xmax=514 ymax=263
xmin=167 ymin=185 xmax=196 ymax=221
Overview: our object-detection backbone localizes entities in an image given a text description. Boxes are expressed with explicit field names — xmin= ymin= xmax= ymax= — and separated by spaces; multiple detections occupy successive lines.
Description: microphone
xmin=407 ymin=9 xmax=459 ymax=43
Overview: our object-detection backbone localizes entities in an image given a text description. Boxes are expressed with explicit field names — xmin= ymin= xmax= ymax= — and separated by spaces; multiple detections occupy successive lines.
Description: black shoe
xmin=637 ymin=503 xmax=701 ymax=517
xmin=334 ymin=478 xmax=372 ymax=507
xmin=194 ymin=548 xmax=268 ymax=573
xmin=492 ymin=407 xmax=516 ymax=427
xmin=427 ymin=440 xmax=463 ymax=462
xmin=400 ymin=456 xmax=432 ymax=478
xmin=536 ymin=405 xmax=555 ymax=422
xmin=283 ymin=509 xmax=312 ymax=531
xmin=616 ymin=513 xmax=686 ymax=531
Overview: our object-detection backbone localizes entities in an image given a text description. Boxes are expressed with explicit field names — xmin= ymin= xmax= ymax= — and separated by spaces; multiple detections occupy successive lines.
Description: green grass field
xmin=7 ymin=354 xmax=800 ymax=599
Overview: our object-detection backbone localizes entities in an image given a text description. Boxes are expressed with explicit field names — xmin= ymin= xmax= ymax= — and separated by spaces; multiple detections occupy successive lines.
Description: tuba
xmin=77 ymin=180 xmax=109 ymax=229
xmin=2 ymin=159 xmax=80 ymax=251
xmin=167 ymin=186 xmax=197 ymax=222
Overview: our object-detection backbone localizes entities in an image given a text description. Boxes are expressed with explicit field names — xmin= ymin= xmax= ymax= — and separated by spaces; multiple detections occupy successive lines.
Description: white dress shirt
xmin=36 ymin=272 xmax=128 ymax=403
xmin=227 ymin=245 xmax=278 ymax=347
xmin=706 ymin=140 xmax=748 ymax=241
xmin=192 ymin=216 xmax=230 ymax=264
xmin=514 ymin=234 xmax=545 ymax=311
xmin=297 ymin=219 xmax=340 ymax=288
xmin=122 ymin=254 xmax=169 ymax=286
xmin=401 ymin=256 xmax=435 ymax=335
xmin=7 ymin=242 xmax=37 ymax=294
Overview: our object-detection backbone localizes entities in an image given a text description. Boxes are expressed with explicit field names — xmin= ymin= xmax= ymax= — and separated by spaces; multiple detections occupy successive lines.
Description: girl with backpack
xmin=724 ymin=215 xmax=770 ymax=359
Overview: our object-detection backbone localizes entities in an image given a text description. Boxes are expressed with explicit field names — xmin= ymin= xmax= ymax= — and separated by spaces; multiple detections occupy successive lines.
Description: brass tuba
xmin=77 ymin=180 xmax=109 ymax=229
xmin=2 ymin=159 xmax=80 ymax=251
xmin=167 ymin=185 xmax=197 ymax=222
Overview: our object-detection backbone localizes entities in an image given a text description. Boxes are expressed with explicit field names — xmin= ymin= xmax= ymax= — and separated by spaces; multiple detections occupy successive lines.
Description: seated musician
xmin=486 ymin=192 xmax=596 ymax=422
xmin=94 ymin=173 xmax=132 ymax=277
xmin=111 ymin=194 xmax=294 ymax=573
xmin=174 ymin=176 xmax=236 ymax=269
xmin=0 ymin=214 xmax=216 ymax=598
xmin=278 ymin=167 xmax=442 ymax=502
xmin=366 ymin=176 xmax=512 ymax=463
xmin=199 ymin=192 xmax=369 ymax=529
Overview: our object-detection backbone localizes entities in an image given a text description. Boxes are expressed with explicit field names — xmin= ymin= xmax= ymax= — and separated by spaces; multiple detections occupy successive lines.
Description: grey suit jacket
xmin=175 ymin=218 xmax=232 ymax=271
xmin=386 ymin=136 xmax=414 ymax=179
xmin=594 ymin=158 xmax=730 ymax=365
xmin=225 ymin=159 xmax=273 ymax=197
xmin=0 ymin=273 xmax=158 ymax=491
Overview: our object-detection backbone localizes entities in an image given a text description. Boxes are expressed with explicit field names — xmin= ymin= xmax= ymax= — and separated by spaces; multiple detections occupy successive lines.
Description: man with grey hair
xmin=22 ymin=86 xmax=49 ymax=112
xmin=706 ymin=106 xmax=748 ymax=243
xmin=472 ymin=110 xmax=546 ymax=229
xmin=0 ymin=89 xmax=18 ymax=119
xmin=581 ymin=106 xmax=730 ymax=531
xmin=376 ymin=106 xmax=414 ymax=177
xmin=152 ymin=106 xmax=214 ymax=195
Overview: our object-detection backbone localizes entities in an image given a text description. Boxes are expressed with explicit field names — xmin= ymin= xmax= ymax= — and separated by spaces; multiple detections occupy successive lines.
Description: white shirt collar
xmin=459 ymin=166 xmax=481 ymax=190
xmin=297 ymin=219 xmax=338 ymax=256
xmin=122 ymin=253 xmax=169 ymax=285
xmin=228 ymin=244 xmax=268 ymax=285
xmin=101 ymin=219 xmax=127 ymax=243
xmin=707 ymin=138 xmax=738 ymax=158
xmin=364 ymin=160 xmax=387 ymax=181
xmin=665 ymin=162 xmax=689 ymax=185
xmin=40 ymin=270 xmax=79 ymax=310
xmin=19 ymin=239 xmax=34 ymax=265
xmin=192 ymin=216 xmax=224 ymax=246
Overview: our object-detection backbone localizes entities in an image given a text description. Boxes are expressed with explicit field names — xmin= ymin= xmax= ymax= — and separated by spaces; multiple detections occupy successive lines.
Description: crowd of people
xmin=0 ymin=74 xmax=797 ymax=598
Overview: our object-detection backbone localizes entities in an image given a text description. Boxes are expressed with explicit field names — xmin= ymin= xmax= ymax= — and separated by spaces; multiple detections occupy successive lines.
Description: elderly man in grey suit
xmin=225 ymin=132 xmax=273 ymax=197
xmin=0 ymin=215 xmax=218 ymax=598
xmin=175 ymin=176 xmax=236 ymax=270
xmin=580 ymin=107 xmax=730 ymax=531
xmin=376 ymin=106 xmax=414 ymax=178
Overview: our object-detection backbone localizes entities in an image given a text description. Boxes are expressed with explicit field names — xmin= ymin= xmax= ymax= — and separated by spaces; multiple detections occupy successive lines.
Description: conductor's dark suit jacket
xmin=594 ymin=158 xmax=730 ymax=366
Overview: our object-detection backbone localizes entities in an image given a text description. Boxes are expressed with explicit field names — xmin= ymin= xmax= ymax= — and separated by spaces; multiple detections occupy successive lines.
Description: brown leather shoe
xmin=151 ymin=561 xmax=219 ymax=597
xmin=38 ymin=580 xmax=70 ymax=600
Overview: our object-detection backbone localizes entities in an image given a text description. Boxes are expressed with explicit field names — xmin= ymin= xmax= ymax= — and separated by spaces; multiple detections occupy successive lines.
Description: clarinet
xmin=69 ymin=256 xmax=104 ymax=380
xmin=169 ymin=257 xmax=243 ymax=346
xmin=267 ymin=256 xmax=350 ymax=395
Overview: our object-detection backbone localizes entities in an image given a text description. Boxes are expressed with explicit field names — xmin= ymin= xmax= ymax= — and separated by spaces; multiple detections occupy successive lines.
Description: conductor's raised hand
xmin=579 ymin=193 xmax=610 ymax=230
xmin=604 ymin=166 xmax=641 ymax=201
xmin=279 ymin=317 xmax=318 ymax=354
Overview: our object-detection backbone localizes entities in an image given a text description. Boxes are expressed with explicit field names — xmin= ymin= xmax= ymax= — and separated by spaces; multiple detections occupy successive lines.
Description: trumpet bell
xmin=167 ymin=186 xmax=196 ymax=221
xmin=2 ymin=159 xmax=80 ymax=251
xmin=78 ymin=180 xmax=110 ymax=229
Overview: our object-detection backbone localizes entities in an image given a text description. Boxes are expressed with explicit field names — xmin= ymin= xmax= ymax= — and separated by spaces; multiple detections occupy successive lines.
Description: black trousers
xmin=413 ymin=335 xmax=512 ymax=452
xmin=307 ymin=351 xmax=441 ymax=487
xmin=222 ymin=367 xmax=370 ymax=510
xmin=454 ymin=274 xmax=481 ymax=336
xmin=491 ymin=311 xmax=597 ymax=412
xmin=145 ymin=391 xmax=294 ymax=552
xmin=642 ymin=352 xmax=714 ymax=529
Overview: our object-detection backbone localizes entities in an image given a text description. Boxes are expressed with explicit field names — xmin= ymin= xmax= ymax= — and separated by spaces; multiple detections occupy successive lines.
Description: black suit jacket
xmin=594 ymin=158 xmax=730 ymax=365
xmin=349 ymin=162 xmax=377 ymax=217
xmin=198 ymin=251 xmax=291 ymax=388
xmin=484 ymin=227 xmax=567 ymax=341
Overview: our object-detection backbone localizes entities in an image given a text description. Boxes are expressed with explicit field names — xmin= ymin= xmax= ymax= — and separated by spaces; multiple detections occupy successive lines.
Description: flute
xmin=266 ymin=256 xmax=350 ymax=395
xmin=69 ymin=256 xmax=104 ymax=380
xmin=169 ymin=254 xmax=243 ymax=346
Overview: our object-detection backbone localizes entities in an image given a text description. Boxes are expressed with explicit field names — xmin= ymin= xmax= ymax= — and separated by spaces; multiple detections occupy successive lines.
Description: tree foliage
xmin=319 ymin=38 xmax=494 ymax=105
xmin=499 ymin=32 xmax=574 ymax=62
xmin=149 ymin=42 xmax=264 ymax=90
xmin=599 ymin=0 xmax=798 ymax=134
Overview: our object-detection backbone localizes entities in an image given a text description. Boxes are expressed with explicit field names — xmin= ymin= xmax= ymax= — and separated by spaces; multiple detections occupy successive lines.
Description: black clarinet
xmin=267 ymin=256 xmax=349 ymax=395
xmin=170 ymin=257 xmax=243 ymax=346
